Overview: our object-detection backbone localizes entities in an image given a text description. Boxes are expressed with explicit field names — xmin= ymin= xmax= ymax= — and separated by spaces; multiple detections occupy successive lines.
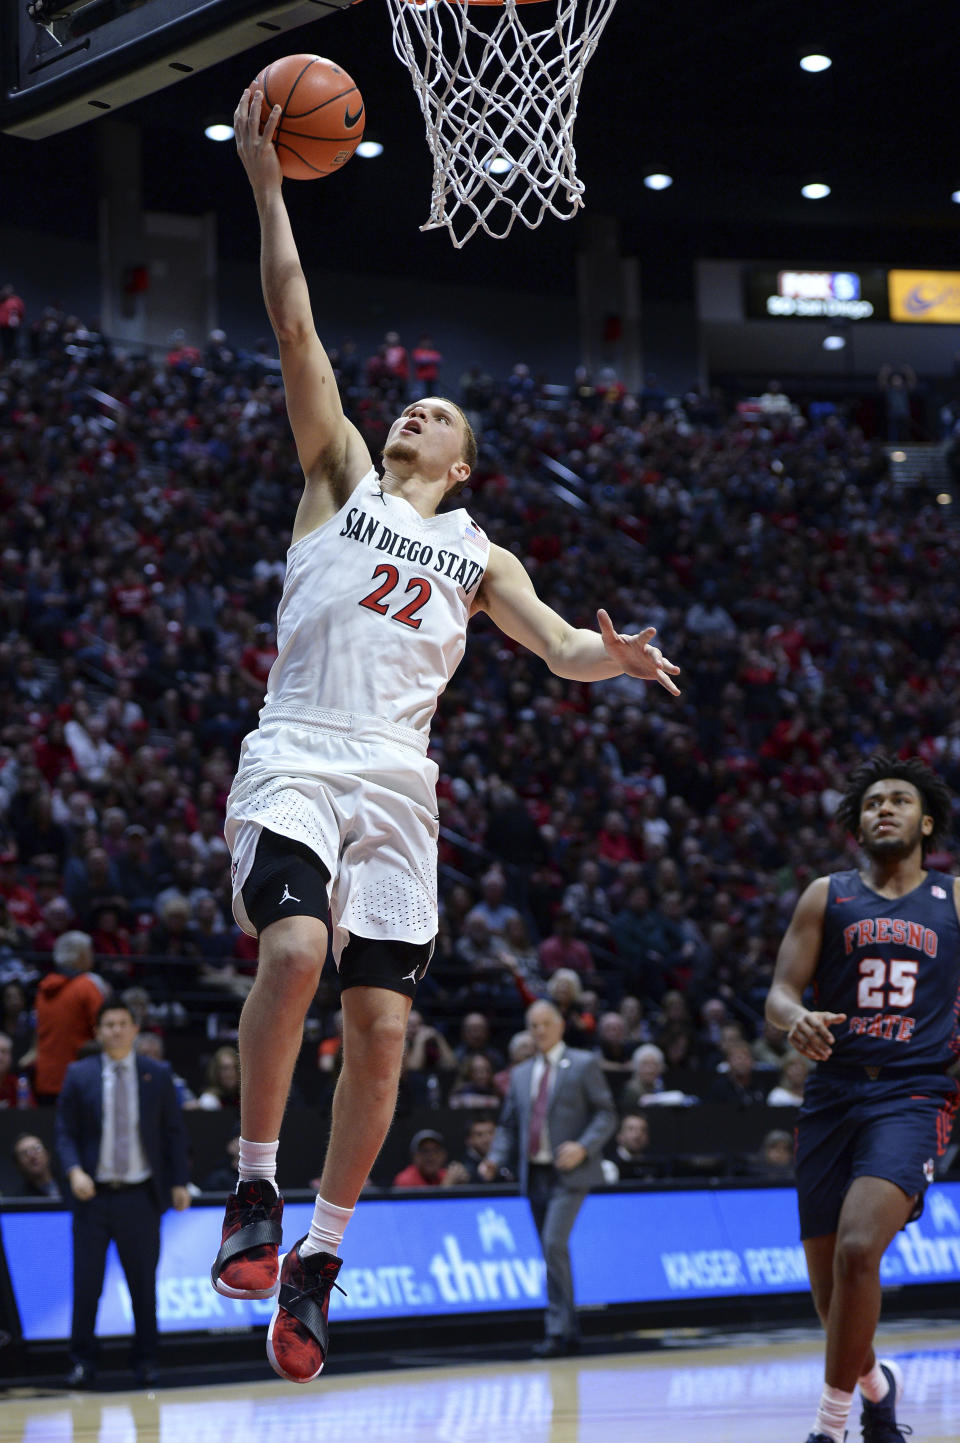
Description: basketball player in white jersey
xmin=211 ymin=86 xmax=682 ymax=1386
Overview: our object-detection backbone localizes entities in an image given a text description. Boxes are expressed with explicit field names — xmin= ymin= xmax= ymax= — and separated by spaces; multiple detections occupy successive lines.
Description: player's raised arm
xmin=233 ymin=86 xmax=369 ymax=513
xmin=766 ymin=877 xmax=846 ymax=1061
xmin=473 ymin=544 xmax=681 ymax=692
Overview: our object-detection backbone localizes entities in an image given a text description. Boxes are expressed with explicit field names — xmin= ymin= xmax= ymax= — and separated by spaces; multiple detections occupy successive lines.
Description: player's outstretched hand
xmin=234 ymin=86 xmax=283 ymax=194
xmin=787 ymin=1009 xmax=847 ymax=1062
xmin=597 ymin=609 xmax=681 ymax=695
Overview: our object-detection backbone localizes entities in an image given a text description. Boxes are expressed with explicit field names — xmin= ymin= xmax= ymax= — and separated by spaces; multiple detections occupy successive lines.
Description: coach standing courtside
xmin=480 ymin=999 xmax=616 ymax=1354
xmin=55 ymin=1000 xmax=191 ymax=1387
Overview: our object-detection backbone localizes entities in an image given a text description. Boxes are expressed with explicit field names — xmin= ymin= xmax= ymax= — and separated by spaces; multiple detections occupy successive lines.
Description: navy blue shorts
xmin=795 ymin=1068 xmax=960 ymax=1240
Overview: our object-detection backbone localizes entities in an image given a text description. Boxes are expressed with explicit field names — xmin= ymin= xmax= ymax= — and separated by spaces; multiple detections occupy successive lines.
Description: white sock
xmin=858 ymin=1362 xmax=889 ymax=1404
xmin=814 ymin=1384 xmax=854 ymax=1442
xmin=237 ymin=1137 xmax=279 ymax=1191
xmin=300 ymin=1195 xmax=354 ymax=1257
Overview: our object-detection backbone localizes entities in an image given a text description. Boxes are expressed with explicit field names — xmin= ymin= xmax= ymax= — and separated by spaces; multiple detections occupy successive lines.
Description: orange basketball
xmin=252 ymin=54 xmax=364 ymax=181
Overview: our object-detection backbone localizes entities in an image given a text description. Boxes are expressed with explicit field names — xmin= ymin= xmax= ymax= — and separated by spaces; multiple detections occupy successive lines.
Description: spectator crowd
xmin=1 ymin=290 xmax=959 ymax=1190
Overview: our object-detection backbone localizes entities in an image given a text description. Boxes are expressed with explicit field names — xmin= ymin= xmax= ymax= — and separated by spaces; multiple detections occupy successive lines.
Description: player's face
xmin=383 ymin=398 xmax=466 ymax=481
xmin=858 ymin=779 xmax=932 ymax=860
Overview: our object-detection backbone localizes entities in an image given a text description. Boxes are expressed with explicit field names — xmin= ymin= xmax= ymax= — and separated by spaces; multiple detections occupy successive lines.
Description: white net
xmin=384 ymin=0 xmax=621 ymax=247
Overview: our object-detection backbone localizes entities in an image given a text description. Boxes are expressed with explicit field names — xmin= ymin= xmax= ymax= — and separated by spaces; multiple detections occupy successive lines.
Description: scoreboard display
xmin=743 ymin=266 xmax=890 ymax=322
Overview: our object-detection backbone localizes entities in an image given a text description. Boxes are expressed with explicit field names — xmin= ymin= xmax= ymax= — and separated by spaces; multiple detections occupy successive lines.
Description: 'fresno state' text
xmin=848 ymin=1014 xmax=916 ymax=1042
xmin=843 ymin=918 xmax=938 ymax=957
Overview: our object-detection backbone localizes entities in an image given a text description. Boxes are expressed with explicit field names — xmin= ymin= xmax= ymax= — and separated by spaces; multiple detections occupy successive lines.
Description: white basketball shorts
xmin=225 ymin=703 xmax=439 ymax=964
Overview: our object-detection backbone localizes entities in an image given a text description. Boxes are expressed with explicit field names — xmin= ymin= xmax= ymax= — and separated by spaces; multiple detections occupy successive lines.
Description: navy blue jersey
xmin=815 ymin=868 xmax=960 ymax=1070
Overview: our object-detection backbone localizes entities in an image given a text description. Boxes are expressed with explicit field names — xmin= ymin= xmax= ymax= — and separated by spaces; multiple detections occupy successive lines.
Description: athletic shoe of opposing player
xmin=211 ymin=1178 xmax=284 ymax=1300
xmin=266 ymin=1237 xmax=345 ymax=1384
xmin=860 ymin=1360 xmax=909 ymax=1443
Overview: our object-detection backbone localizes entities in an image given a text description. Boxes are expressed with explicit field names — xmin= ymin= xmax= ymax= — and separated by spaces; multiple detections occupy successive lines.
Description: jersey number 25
xmin=857 ymin=957 xmax=918 ymax=1009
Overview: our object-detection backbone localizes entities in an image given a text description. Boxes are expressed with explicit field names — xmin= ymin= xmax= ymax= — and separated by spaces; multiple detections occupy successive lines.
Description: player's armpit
xmin=290 ymin=416 xmax=372 ymax=543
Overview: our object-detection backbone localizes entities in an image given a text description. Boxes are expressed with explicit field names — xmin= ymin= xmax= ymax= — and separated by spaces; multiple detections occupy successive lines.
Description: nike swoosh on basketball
xmin=344 ymin=102 xmax=364 ymax=128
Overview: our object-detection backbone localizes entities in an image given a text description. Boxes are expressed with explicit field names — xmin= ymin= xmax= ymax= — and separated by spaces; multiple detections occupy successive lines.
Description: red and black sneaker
xmin=266 ymin=1237 xmax=345 ymax=1384
xmin=211 ymin=1179 xmax=284 ymax=1300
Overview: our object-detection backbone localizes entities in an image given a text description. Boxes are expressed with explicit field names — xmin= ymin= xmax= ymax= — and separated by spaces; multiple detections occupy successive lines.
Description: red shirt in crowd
xmin=0 ymin=292 xmax=25 ymax=330
xmin=34 ymin=969 xmax=108 ymax=1096
xmin=392 ymin=1163 xmax=446 ymax=1187
xmin=538 ymin=935 xmax=594 ymax=977
xmin=412 ymin=342 xmax=443 ymax=386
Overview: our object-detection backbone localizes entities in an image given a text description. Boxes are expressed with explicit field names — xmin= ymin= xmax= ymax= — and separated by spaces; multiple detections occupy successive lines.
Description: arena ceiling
xmin=2 ymin=0 xmax=960 ymax=293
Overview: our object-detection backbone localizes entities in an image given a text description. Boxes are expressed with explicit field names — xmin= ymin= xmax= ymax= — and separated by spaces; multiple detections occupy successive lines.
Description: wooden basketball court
xmin=4 ymin=1325 xmax=959 ymax=1442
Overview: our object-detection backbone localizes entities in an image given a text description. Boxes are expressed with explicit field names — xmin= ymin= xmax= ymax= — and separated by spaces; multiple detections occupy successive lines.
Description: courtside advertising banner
xmin=4 ymin=1185 xmax=960 ymax=1340
xmin=1 ymin=1196 xmax=547 ymax=1340
xmin=572 ymin=1183 xmax=960 ymax=1303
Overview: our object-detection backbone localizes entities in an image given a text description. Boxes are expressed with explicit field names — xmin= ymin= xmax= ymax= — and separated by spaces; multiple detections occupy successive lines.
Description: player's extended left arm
xmin=475 ymin=545 xmax=681 ymax=692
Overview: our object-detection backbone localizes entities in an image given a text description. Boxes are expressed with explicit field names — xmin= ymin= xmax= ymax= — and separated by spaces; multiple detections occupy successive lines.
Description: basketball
xmin=252 ymin=54 xmax=364 ymax=181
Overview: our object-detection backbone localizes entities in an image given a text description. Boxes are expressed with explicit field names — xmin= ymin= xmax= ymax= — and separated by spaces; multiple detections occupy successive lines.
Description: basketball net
xmin=384 ymin=0 xmax=621 ymax=247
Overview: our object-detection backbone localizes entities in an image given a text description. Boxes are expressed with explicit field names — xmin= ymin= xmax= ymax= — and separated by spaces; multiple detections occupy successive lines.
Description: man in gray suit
xmin=480 ymin=999 xmax=616 ymax=1355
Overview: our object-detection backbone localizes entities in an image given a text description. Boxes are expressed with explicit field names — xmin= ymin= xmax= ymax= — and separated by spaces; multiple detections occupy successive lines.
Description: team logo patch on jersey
xmin=231 ymin=859 xmax=239 ymax=883
xmin=932 ymin=885 xmax=947 ymax=899
xmin=923 ymin=1157 xmax=935 ymax=1183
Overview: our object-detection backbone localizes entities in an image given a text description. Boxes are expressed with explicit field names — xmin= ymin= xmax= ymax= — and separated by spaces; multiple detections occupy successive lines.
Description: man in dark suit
xmin=480 ymin=999 xmax=616 ymax=1355
xmin=55 ymin=999 xmax=191 ymax=1387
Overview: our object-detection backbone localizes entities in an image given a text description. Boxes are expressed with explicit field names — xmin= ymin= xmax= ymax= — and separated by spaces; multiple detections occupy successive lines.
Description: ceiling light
xmin=643 ymin=173 xmax=673 ymax=191
xmin=356 ymin=140 xmax=384 ymax=158
xmin=801 ymin=182 xmax=831 ymax=200
xmin=890 ymin=451 xmax=907 ymax=463
xmin=822 ymin=335 xmax=846 ymax=351
xmin=488 ymin=156 xmax=513 ymax=175
xmin=799 ymin=54 xmax=832 ymax=73
xmin=204 ymin=123 xmax=234 ymax=142
xmin=937 ymin=493 xmax=952 ymax=505
xmin=952 ymin=191 xmax=960 ymax=204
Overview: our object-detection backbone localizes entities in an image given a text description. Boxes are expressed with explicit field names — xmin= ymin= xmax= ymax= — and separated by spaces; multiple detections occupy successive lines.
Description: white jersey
xmin=264 ymin=468 xmax=489 ymax=737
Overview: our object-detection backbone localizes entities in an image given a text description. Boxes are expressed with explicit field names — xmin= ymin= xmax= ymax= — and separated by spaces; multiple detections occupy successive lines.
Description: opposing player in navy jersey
xmin=766 ymin=754 xmax=960 ymax=1443
xmin=209 ymin=86 xmax=682 ymax=1387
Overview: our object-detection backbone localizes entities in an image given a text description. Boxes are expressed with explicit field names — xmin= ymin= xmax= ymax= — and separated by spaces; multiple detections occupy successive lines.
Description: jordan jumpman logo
xmin=279 ymin=883 xmax=300 ymax=905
